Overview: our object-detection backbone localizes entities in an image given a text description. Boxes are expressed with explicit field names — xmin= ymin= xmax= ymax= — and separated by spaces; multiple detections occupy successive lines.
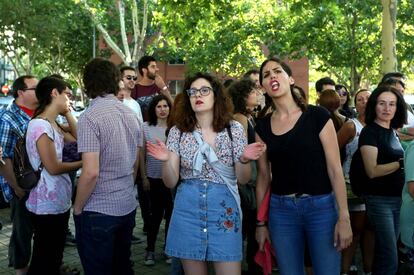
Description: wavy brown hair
xmin=175 ymin=72 xmax=233 ymax=133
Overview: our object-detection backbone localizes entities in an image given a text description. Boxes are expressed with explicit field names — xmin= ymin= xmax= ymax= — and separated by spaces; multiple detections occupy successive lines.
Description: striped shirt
xmin=143 ymin=122 xmax=166 ymax=179
xmin=77 ymin=95 xmax=142 ymax=216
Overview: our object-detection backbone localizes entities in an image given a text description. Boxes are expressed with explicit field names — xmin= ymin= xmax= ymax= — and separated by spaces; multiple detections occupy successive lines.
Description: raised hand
xmin=154 ymin=74 xmax=167 ymax=90
xmin=146 ymin=138 xmax=170 ymax=162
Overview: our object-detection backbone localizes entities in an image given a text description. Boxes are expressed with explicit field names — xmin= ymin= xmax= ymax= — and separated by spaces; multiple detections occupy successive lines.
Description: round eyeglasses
xmin=186 ymin=86 xmax=212 ymax=97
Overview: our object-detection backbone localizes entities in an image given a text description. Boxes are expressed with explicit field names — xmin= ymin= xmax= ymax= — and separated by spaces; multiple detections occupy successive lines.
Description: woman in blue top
xmin=255 ymin=57 xmax=352 ymax=275
xmin=147 ymin=72 xmax=265 ymax=275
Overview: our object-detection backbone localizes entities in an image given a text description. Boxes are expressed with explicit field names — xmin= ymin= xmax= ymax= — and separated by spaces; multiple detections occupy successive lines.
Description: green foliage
xmin=0 ymin=0 xmax=93 ymax=82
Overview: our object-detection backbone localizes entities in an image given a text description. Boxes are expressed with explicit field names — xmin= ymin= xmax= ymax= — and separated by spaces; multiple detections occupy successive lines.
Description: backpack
xmin=12 ymin=132 xmax=42 ymax=191
xmin=349 ymin=148 xmax=369 ymax=197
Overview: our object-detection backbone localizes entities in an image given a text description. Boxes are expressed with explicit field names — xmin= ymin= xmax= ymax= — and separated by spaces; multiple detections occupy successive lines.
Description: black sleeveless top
xmin=255 ymin=105 xmax=332 ymax=195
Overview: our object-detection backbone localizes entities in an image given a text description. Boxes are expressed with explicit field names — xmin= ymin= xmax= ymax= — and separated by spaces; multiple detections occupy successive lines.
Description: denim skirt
xmin=165 ymin=179 xmax=242 ymax=261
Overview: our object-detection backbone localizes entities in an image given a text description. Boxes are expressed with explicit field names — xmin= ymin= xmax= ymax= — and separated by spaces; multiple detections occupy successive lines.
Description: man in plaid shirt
xmin=0 ymin=75 xmax=38 ymax=275
xmin=73 ymin=58 xmax=142 ymax=275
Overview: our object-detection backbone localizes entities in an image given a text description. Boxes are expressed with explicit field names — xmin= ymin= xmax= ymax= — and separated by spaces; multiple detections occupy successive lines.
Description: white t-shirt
xmin=405 ymin=110 xmax=414 ymax=128
xmin=25 ymin=119 xmax=72 ymax=215
xmin=123 ymin=98 xmax=143 ymax=124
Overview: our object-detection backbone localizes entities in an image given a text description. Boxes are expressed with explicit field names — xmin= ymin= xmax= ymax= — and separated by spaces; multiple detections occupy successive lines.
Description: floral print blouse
xmin=166 ymin=120 xmax=247 ymax=184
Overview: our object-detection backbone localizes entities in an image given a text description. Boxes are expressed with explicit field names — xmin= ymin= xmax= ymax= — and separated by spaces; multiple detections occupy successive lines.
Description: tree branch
xmin=117 ymin=0 xmax=132 ymax=64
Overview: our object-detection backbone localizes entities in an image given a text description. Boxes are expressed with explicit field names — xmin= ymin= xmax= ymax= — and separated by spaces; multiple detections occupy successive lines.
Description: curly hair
xmin=147 ymin=94 xmax=172 ymax=126
xmin=174 ymin=72 xmax=233 ymax=133
xmin=228 ymin=78 xmax=256 ymax=115
xmin=365 ymin=85 xmax=407 ymax=129
xmin=83 ymin=58 xmax=120 ymax=99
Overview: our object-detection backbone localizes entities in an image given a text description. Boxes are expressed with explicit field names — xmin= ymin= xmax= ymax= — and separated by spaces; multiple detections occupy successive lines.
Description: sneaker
xmin=65 ymin=232 xmax=76 ymax=247
xmin=144 ymin=251 xmax=155 ymax=266
xmin=131 ymin=234 xmax=144 ymax=244
xmin=164 ymin=254 xmax=172 ymax=264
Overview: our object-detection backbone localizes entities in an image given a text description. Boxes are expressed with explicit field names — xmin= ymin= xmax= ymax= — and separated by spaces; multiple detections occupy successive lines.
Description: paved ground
xmin=0 ymin=207 xmax=171 ymax=275
xmin=0 ymin=205 xmax=364 ymax=275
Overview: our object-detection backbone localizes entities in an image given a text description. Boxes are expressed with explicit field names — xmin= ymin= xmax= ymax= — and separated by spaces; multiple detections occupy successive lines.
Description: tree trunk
xmin=381 ymin=0 xmax=398 ymax=74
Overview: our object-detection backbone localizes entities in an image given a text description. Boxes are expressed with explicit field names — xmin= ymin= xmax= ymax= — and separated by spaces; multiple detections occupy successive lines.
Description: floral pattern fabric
xmin=25 ymin=119 xmax=72 ymax=215
xmin=166 ymin=120 xmax=247 ymax=184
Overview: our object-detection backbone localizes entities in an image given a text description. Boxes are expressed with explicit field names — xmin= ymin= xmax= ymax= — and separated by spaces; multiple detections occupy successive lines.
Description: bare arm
xmin=37 ymin=134 xmax=82 ymax=175
xmin=407 ymin=182 xmax=414 ymax=198
xmin=254 ymin=134 xmax=271 ymax=251
xmin=162 ymin=151 xmax=180 ymax=188
xmin=255 ymin=134 xmax=271 ymax=211
xmin=319 ymin=119 xmax=352 ymax=251
xmin=64 ymin=112 xmax=77 ymax=139
xmin=73 ymin=152 xmax=99 ymax=214
xmin=337 ymin=120 xmax=356 ymax=149
xmin=154 ymin=75 xmax=174 ymax=104
xmin=360 ymin=145 xmax=400 ymax=179
xmin=320 ymin=120 xmax=349 ymax=218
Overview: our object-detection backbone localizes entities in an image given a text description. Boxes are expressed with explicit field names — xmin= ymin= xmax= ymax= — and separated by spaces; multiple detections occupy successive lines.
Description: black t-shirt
xmin=255 ymin=105 xmax=332 ymax=195
xmin=358 ymin=122 xmax=404 ymax=197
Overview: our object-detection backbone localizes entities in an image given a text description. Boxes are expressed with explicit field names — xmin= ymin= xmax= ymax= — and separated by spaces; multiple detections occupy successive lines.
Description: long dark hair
xmin=365 ymin=85 xmax=407 ymax=129
xmin=147 ymin=95 xmax=172 ymax=126
xmin=259 ymin=56 xmax=307 ymax=112
xmin=34 ymin=76 xmax=69 ymax=118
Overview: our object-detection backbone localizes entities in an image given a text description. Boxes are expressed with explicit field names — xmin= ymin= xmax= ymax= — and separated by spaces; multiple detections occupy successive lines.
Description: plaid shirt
xmin=0 ymin=101 xmax=31 ymax=202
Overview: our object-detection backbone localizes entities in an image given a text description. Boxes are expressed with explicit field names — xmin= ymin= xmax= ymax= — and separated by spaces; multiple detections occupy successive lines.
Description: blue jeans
xmin=365 ymin=195 xmax=401 ymax=275
xmin=74 ymin=210 xmax=136 ymax=275
xmin=268 ymin=193 xmax=340 ymax=275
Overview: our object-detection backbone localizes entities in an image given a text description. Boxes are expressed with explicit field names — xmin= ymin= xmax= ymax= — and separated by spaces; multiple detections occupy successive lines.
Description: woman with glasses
xmin=337 ymin=89 xmax=374 ymax=275
xmin=336 ymin=85 xmax=356 ymax=119
xmin=359 ymin=85 xmax=406 ymax=275
xmin=25 ymin=76 xmax=82 ymax=275
xmin=147 ymin=72 xmax=265 ymax=275
xmin=255 ymin=57 xmax=352 ymax=275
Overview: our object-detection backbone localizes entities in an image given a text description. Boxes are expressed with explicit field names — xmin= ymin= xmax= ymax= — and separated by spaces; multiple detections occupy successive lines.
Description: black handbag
xmin=13 ymin=133 xmax=42 ymax=191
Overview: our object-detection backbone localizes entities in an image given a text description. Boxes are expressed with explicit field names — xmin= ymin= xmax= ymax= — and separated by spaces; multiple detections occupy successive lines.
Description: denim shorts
xmin=165 ymin=179 xmax=242 ymax=261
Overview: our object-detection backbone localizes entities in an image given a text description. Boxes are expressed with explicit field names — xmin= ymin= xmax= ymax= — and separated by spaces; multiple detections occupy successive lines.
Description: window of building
xmin=168 ymin=80 xmax=185 ymax=96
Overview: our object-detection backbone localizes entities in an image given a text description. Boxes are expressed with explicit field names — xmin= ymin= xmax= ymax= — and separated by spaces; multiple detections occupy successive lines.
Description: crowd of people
xmin=0 ymin=54 xmax=413 ymax=275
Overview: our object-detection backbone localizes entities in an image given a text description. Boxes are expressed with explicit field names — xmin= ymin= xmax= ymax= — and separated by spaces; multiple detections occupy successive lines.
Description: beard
xmin=147 ymin=71 xmax=156 ymax=80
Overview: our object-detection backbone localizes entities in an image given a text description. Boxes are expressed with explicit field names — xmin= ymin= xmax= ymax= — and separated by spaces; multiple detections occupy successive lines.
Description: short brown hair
xmin=175 ymin=72 xmax=233 ymax=133
xmin=83 ymin=58 xmax=120 ymax=99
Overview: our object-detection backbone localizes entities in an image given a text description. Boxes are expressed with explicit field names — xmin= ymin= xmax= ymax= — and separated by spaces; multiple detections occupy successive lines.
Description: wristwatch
xmin=399 ymin=158 xmax=404 ymax=170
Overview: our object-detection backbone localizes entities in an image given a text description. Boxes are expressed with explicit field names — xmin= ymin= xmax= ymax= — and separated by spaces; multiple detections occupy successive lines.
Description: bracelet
xmin=162 ymin=86 xmax=168 ymax=91
xmin=256 ymin=220 xmax=267 ymax=226
xmin=239 ymin=157 xmax=250 ymax=164
xmin=401 ymin=128 xmax=408 ymax=135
